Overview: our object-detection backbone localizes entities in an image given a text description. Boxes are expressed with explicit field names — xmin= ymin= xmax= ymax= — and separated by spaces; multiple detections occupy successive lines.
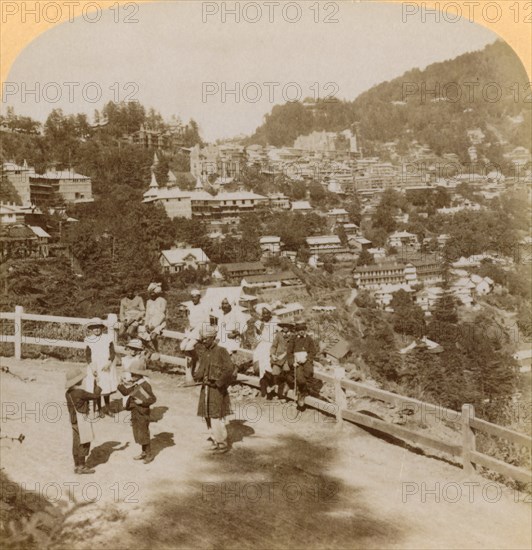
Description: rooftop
xmin=160 ymin=248 xmax=210 ymax=265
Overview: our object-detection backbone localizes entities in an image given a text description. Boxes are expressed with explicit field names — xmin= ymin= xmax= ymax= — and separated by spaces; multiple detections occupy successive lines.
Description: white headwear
xmin=148 ymin=282 xmax=162 ymax=294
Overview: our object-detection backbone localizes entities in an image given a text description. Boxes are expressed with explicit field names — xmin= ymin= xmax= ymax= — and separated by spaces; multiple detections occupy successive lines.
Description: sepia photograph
xmin=0 ymin=1 xmax=531 ymax=549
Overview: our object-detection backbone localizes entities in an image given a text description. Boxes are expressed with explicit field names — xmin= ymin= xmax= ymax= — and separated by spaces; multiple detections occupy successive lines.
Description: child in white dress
xmin=84 ymin=318 xmax=118 ymax=418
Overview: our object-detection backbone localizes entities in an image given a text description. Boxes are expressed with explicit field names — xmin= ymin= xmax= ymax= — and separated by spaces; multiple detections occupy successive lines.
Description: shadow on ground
xmin=151 ymin=431 xmax=175 ymax=459
xmin=227 ymin=419 xmax=255 ymax=447
xmin=150 ymin=406 xmax=169 ymax=423
xmin=122 ymin=432 xmax=404 ymax=550
xmin=86 ymin=441 xmax=129 ymax=468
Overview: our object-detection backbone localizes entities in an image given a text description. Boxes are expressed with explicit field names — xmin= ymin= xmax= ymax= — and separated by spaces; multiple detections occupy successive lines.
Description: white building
xmin=306 ymin=235 xmax=343 ymax=255
xmin=388 ymin=231 xmax=419 ymax=250
xmin=259 ymin=236 xmax=282 ymax=254
xmin=159 ymin=248 xmax=211 ymax=273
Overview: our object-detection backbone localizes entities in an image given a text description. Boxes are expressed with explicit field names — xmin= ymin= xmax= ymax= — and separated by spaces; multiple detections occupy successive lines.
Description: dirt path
xmin=1 ymin=358 xmax=530 ymax=549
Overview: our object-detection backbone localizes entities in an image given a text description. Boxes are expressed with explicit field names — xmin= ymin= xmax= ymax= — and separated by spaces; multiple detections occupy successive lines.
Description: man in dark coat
xmin=286 ymin=321 xmax=316 ymax=409
xmin=118 ymin=367 xmax=157 ymax=464
xmin=65 ymin=367 xmax=102 ymax=474
xmin=193 ymin=325 xmax=237 ymax=454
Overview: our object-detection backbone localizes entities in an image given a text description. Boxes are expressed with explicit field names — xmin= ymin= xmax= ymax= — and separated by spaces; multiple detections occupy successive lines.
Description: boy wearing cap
xmin=193 ymin=325 xmax=237 ymax=454
xmin=121 ymin=339 xmax=147 ymax=382
xmin=117 ymin=367 xmax=157 ymax=464
xmin=65 ymin=367 xmax=102 ymax=474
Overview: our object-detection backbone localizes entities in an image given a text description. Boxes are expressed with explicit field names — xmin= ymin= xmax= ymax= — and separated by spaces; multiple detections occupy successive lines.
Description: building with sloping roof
xmin=306 ymin=235 xmax=343 ymax=255
xmin=291 ymin=200 xmax=313 ymax=212
xmin=241 ymin=271 xmax=301 ymax=289
xmin=213 ymin=262 xmax=266 ymax=280
xmin=323 ymin=338 xmax=352 ymax=363
xmin=0 ymin=223 xmax=49 ymax=260
xmin=259 ymin=236 xmax=282 ymax=254
xmin=159 ymin=248 xmax=211 ymax=274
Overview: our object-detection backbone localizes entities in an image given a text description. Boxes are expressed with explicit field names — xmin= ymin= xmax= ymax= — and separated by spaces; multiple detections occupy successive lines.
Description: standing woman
xmin=84 ymin=318 xmax=118 ymax=418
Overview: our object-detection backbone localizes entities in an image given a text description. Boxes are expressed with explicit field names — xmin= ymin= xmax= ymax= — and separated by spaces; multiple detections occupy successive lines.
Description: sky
xmin=2 ymin=1 xmax=499 ymax=142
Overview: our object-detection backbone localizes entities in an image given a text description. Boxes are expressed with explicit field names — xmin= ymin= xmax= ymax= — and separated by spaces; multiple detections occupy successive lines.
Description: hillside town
xmin=1 ymin=19 xmax=531 ymax=550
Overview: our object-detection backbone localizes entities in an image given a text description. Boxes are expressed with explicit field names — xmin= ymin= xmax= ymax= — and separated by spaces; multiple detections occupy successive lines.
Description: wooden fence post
xmin=333 ymin=367 xmax=347 ymax=426
xmin=462 ymin=403 xmax=476 ymax=475
xmin=14 ymin=305 xmax=23 ymax=360
xmin=107 ymin=313 xmax=118 ymax=346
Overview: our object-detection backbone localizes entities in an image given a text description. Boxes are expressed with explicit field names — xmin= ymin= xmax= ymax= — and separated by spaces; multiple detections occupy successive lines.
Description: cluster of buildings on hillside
xmin=3 ymin=161 xmax=93 ymax=206
xmin=0 ymin=202 xmax=51 ymax=261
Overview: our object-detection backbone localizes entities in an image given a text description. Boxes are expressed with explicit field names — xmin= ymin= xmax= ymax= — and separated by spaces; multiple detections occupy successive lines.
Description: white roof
xmin=216 ymin=191 xmax=267 ymax=201
xmin=328 ymin=208 xmax=348 ymax=215
xmin=160 ymin=248 xmax=210 ymax=265
xmin=29 ymin=226 xmax=51 ymax=238
xmin=306 ymin=235 xmax=341 ymax=245
xmin=389 ymin=231 xmax=417 ymax=239
xmin=260 ymin=236 xmax=281 ymax=243
xmin=351 ymin=236 xmax=372 ymax=244
xmin=275 ymin=302 xmax=304 ymax=315
xmin=37 ymin=170 xmax=90 ymax=180
xmin=291 ymin=201 xmax=312 ymax=210
xmin=202 ymin=286 xmax=255 ymax=309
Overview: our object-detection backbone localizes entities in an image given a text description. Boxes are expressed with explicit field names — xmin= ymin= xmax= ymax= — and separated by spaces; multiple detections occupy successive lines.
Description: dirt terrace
xmin=1 ymin=358 xmax=530 ymax=550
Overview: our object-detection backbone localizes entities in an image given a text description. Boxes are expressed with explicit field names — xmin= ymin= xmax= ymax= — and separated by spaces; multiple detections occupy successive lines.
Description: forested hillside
xmin=249 ymin=40 xmax=531 ymax=164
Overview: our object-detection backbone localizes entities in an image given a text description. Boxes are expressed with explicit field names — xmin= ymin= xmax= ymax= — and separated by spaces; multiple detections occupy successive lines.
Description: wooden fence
xmin=1 ymin=306 xmax=530 ymax=484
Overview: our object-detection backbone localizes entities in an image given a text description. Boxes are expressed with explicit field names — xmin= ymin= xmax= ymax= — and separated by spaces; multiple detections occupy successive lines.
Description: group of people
xmin=65 ymin=286 xmax=317 ymax=472
xmin=66 ymin=318 xmax=157 ymax=474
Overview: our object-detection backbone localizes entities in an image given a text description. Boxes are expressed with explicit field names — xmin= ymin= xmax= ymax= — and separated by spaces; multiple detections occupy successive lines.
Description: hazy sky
xmin=3 ymin=1 xmax=499 ymax=141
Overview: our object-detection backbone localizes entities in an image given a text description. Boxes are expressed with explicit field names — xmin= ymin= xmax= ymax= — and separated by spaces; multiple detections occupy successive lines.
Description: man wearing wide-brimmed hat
xmin=193 ymin=324 xmax=237 ymax=454
xmin=65 ymin=367 xmax=102 ymax=474
xmin=286 ymin=320 xmax=316 ymax=409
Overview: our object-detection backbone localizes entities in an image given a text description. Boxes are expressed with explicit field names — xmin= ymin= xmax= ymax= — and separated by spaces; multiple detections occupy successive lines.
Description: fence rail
xmin=1 ymin=306 xmax=530 ymax=484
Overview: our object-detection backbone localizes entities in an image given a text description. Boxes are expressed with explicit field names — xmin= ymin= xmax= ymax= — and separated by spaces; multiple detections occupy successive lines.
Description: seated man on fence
xmin=119 ymin=284 xmax=145 ymax=340
xmin=139 ymin=282 xmax=167 ymax=356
